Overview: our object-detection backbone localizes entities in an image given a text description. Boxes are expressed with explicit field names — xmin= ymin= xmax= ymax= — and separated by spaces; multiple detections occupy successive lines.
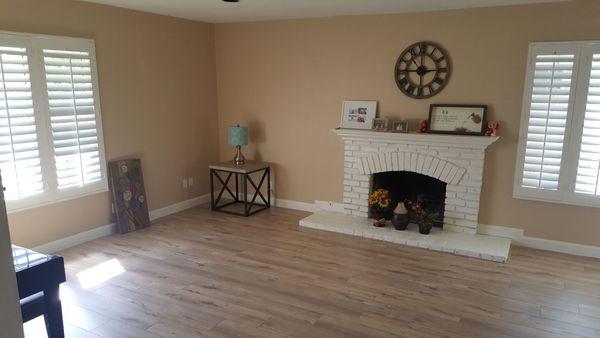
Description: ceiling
xmin=80 ymin=0 xmax=570 ymax=23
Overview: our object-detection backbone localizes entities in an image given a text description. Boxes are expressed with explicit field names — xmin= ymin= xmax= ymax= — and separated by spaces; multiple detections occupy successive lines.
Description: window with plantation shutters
xmin=521 ymin=53 xmax=574 ymax=191
xmin=0 ymin=46 xmax=44 ymax=201
xmin=0 ymin=31 xmax=107 ymax=212
xmin=43 ymin=49 xmax=102 ymax=189
xmin=575 ymin=53 xmax=600 ymax=196
xmin=515 ymin=42 xmax=600 ymax=208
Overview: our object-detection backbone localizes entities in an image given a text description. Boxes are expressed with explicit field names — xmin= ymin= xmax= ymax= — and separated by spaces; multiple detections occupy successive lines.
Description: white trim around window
xmin=514 ymin=41 xmax=600 ymax=208
xmin=0 ymin=30 xmax=107 ymax=213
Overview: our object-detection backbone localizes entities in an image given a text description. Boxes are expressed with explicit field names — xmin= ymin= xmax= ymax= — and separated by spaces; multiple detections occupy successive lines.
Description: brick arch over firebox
xmin=357 ymin=152 xmax=467 ymax=186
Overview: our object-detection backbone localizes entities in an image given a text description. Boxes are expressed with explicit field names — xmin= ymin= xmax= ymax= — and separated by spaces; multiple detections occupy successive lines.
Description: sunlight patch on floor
xmin=77 ymin=258 xmax=125 ymax=289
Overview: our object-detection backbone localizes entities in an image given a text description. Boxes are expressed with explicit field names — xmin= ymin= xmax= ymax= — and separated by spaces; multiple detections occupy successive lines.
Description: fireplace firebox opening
xmin=371 ymin=171 xmax=446 ymax=227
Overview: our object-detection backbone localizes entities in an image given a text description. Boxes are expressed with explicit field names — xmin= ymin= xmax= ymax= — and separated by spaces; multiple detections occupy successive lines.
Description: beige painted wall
xmin=1 ymin=0 xmax=219 ymax=247
xmin=215 ymin=0 xmax=600 ymax=246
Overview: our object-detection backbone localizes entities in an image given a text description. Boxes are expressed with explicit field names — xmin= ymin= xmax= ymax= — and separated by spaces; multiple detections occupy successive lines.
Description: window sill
xmin=6 ymin=182 xmax=109 ymax=214
xmin=513 ymin=190 xmax=600 ymax=209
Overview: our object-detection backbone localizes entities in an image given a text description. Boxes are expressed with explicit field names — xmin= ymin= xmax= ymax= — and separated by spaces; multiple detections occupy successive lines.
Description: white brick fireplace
xmin=299 ymin=128 xmax=510 ymax=262
xmin=338 ymin=128 xmax=499 ymax=234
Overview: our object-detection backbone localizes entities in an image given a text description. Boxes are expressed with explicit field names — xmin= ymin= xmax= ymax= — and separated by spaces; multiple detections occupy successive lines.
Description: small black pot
xmin=391 ymin=213 xmax=409 ymax=230
xmin=418 ymin=222 xmax=433 ymax=235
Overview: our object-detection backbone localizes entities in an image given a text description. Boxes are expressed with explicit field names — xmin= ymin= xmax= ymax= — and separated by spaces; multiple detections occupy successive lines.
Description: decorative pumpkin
xmin=484 ymin=121 xmax=499 ymax=137
xmin=419 ymin=120 xmax=428 ymax=133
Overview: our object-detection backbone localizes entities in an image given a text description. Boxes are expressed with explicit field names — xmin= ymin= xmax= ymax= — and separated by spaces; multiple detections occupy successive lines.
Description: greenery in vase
xmin=368 ymin=189 xmax=391 ymax=214
xmin=405 ymin=199 xmax=439 ymax=227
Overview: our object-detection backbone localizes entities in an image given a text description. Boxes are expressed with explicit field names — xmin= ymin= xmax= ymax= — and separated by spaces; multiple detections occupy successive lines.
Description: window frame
xmin=513 ymin=41 xmax=600 ymax=208
xmin=0 ymin=30 xmax=108 ymax=213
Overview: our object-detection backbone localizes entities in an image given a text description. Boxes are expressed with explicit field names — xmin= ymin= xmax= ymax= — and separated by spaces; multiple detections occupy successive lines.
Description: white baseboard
xmin=33 ymin=222 xmax=117 ymax=254
xmin=314 ymin=200 xmax=346 ymax=212
xmin=275 ymin=198 xmax=316 ymax=212
xmin=33 ymin=194 xmax=210 ymax=254
xmin=477 ymin=224 xmax=524 ymax=239
xmin=274 ymin=199 xmax=345 ymax=213
xmin=478 ymin=223 xmax=600 ymax=259
xmin=148 ymin=194 xmax=210 ymax=221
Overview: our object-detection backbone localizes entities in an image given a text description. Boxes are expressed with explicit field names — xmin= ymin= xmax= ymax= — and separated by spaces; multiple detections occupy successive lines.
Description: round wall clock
xmin=394 ymin=41 xmax=451 ymax=99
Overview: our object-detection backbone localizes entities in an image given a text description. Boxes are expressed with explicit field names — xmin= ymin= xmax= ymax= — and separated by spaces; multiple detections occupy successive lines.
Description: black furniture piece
xmin=209 ymin=160 xmax=271 ymax=216
xmin=13 ymin=245 xmax=66 ymax=338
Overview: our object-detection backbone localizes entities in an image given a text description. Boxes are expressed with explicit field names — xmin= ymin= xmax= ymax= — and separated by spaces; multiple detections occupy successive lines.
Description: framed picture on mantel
xmin=340 ymin=100 xmax=377 ymax=130
xmin=428 ymin=104 xmax=487 ymax=136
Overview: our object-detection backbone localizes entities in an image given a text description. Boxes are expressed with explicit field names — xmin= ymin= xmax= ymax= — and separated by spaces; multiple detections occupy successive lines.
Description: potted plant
xmin=368 ymin=189 xmax=391 ymax=225
xmin=416 ymin=210 xmax=439 ymax=234
xmin=406 ymin=199 xmax=439 ymax=235
xmin=391 ymin=202 xmax=409 ymax=230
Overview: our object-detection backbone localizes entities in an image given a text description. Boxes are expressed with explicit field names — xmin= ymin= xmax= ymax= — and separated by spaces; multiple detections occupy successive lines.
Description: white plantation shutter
xmin=43 ymin=48 xmax=102 ymax=189
xmin=521 ymin=53 xmax=575 ymax=190
xmin=0 ymin=31 xmax=107 ymax=212
xmin=515 ymin=42 xmax=600 ymax=208
xmin=575 ymin=53 xmax=600 ymax=196
xmin=0 ymin=46 xmax=44 ymax=200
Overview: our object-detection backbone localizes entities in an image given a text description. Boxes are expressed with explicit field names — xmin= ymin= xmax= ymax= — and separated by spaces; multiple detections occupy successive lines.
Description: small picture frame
xmin=372 ymin=118 xmax=388 ymax=131
xmin=390 ymin=119 xmax=409 ymax=133
xmin=340 ymin=100 xmax=378 ymax=130
xmin=428 ymin=104 xmax=488 ymax=135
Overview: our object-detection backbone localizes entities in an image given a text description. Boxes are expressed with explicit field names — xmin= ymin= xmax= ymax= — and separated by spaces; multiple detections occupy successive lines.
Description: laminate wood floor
xmin=24 ymin=205 xmax=600 ymax=338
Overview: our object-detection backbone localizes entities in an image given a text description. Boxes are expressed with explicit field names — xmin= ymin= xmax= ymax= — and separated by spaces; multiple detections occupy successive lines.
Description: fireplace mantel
xmin=332 ymin=128 xmax=499 ymax=150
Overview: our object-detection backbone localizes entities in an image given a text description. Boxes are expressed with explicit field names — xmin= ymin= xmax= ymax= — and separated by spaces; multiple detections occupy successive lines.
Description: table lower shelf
xmin=212 ymin=198 xmax=269 ymax=216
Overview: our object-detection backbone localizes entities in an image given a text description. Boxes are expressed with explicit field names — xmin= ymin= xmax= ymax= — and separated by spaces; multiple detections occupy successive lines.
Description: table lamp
xmin=228 ymin=125 xmax=248 ymax=165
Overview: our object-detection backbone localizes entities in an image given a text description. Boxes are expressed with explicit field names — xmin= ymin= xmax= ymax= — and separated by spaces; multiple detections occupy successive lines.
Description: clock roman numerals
xmin=398 ymin=77 xmax=408 ymax=87
xmin=429 ymin=47 xmax=437 ymax=57
xmin=409 ymin=48 xmax=418 ymax=58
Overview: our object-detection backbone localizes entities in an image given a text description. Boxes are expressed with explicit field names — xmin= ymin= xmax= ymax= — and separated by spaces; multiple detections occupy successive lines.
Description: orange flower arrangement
xmin=368 ymin=189 xmax=391 ymax=213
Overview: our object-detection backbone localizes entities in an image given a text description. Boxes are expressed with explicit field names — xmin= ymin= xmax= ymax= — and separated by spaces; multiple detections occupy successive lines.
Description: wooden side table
xmin=209 ymin=160 xmax=271 ymax=216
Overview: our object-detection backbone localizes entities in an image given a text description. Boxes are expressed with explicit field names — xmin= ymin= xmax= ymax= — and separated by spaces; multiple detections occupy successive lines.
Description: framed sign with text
xmin=428 ymin=104 xmax=487 ymax=135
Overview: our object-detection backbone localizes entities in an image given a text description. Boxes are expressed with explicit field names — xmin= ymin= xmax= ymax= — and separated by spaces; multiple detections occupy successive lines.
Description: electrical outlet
xmin=182 ymin=178 xmax=188 ymax=189
xmin=188 ymin=177 xmax=194 ymax=187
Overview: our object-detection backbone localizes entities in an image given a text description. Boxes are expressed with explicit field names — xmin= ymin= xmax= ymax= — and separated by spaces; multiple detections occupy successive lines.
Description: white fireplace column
xmin=336 ymin=129 xmax=499 ymax=234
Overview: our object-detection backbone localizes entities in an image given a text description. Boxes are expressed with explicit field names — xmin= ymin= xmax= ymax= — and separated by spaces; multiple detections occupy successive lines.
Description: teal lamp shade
xmin=228 ymin=125 xmax=248 ymax=146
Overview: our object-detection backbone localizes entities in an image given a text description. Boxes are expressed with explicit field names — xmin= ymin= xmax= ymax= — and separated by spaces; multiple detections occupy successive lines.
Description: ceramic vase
xmin=391 ymin=213 xmax=409 ymax=230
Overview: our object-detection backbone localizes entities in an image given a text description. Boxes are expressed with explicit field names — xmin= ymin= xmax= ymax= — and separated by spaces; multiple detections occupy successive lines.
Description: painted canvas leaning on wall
xmin=108 ymin=159 xmax=150 ymax=234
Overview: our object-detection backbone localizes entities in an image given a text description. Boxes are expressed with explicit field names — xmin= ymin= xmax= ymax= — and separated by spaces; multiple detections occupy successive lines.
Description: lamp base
xmin=234 ymin=145 xmax=245 ymax=165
